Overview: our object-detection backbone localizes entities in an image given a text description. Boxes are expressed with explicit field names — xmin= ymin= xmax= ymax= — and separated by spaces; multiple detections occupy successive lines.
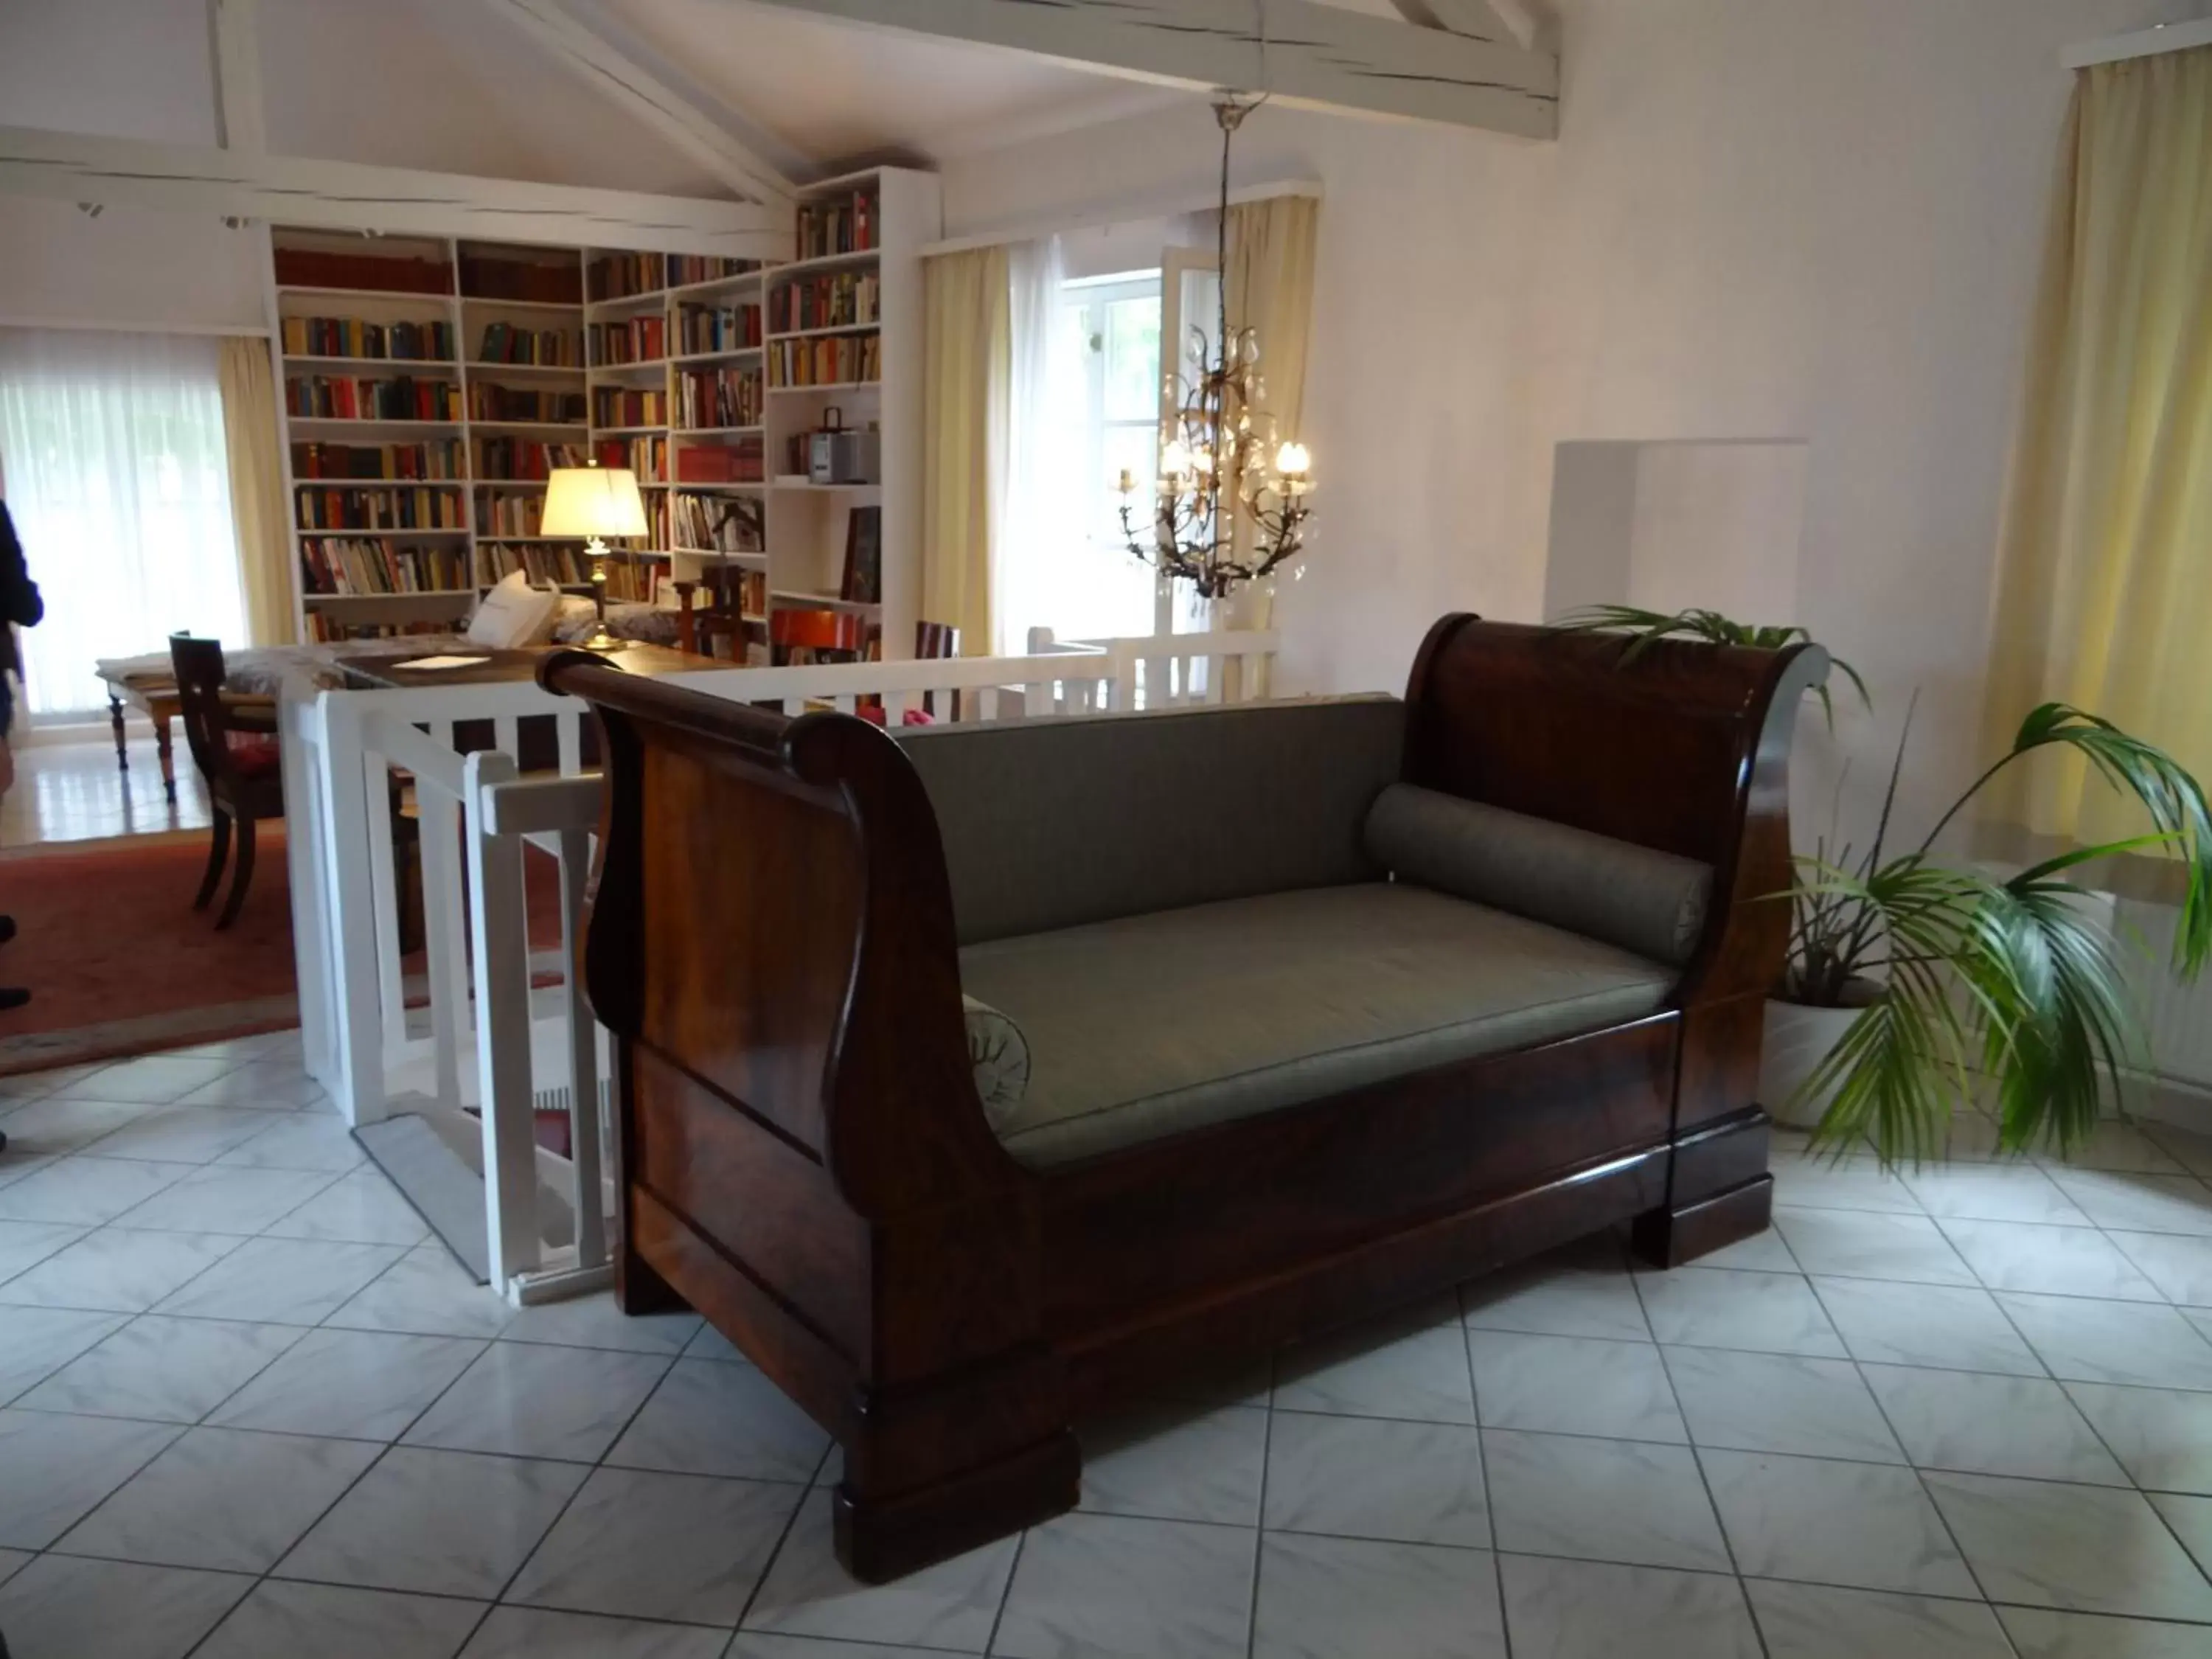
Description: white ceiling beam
xmin=0 ymin=124 xmax=790 ymax=259
xmin=206 ymin=0 xmax=267 ymax=153
xmin=1388 ymin=1 xmax=1506 ymax=46
xmin=740 ymin=0 xmax=1559 ymax=140
xmin=483 ymin=0 xmax=799 ymax=205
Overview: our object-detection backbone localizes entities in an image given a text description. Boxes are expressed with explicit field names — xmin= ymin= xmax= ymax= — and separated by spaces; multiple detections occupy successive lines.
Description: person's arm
xmin=0 ymin=504 xmax=43 ymax=630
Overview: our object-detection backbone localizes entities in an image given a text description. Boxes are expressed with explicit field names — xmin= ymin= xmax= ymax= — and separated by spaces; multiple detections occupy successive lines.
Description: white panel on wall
xmin=0 ymin=198 xmax=268 ymax=333
xmin=1543 ymin=439 xmax=1809 ymax=627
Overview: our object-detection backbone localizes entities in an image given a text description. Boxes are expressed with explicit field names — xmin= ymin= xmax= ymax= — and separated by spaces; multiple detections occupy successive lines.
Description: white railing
xmin=283 ymin=632 xmax=1278 ymax=1302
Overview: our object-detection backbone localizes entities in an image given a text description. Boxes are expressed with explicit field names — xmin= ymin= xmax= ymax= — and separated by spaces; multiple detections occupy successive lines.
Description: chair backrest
xmin=167 ymin=632 xmax=232 ymax=782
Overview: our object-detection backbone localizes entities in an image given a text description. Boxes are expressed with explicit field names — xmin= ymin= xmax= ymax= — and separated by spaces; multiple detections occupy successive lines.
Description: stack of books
xmin=286 ymin=376 xmax=459 ymax=422
xmin=291 ymin=440 xmax=465 ymax=480
xmin=282 ymin=317 xmax=453 ymax=361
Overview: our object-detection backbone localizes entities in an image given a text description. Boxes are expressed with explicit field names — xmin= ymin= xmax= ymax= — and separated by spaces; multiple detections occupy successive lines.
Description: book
xmin=841 ymin=505 xmax=883 ymax=605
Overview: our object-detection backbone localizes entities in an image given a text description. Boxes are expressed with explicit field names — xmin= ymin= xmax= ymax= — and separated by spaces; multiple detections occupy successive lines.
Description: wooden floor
xmin=1 ymin=731 xmax=213 ymax=849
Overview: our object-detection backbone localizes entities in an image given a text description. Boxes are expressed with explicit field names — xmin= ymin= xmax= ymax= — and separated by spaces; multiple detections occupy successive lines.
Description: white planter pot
xmin=1760 ymin=990 xmax=1879 ymax=1129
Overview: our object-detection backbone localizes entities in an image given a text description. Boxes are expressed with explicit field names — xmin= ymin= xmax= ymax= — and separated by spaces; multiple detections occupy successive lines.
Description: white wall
xmin=942 ymin=0 xmax=2191 ymax=832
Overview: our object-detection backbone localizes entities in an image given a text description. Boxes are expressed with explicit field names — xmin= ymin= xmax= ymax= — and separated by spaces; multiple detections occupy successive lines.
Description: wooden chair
xmin=169 ymin=633 xmax=282 ymax=930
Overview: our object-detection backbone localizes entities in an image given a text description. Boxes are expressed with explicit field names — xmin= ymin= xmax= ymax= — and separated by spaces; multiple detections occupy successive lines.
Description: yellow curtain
xmin=1222 ymin=194 xmax=1320 ymax=661
xmin=1979 ymin=46 xmax=2212 ymax=868
xmin=218 ymin=335 xmax=296 ymax=644
xmin=921 ymin=246 xmax=1010 ymax=655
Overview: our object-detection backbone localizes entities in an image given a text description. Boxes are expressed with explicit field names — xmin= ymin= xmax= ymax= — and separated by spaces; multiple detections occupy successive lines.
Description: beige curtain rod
xmin=2061 ymin=17 xmax=2212 ymax=70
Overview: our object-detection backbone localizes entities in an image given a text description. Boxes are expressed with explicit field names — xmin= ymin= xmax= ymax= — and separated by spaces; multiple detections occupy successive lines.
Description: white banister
xmin=283 ymin=629 xmax=1279 ymax=1303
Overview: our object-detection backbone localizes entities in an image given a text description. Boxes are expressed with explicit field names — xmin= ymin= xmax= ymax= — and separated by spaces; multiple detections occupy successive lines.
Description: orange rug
xmin=0 ymin=829 xmax=302 ymax=1074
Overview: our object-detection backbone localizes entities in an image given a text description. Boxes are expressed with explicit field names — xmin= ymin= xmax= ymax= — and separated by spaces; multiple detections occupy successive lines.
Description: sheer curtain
xmin=998 ymin=235 xmax=1083 ymax=654
xmin=921 ymin=247 xmax=1012 ymax=655
xmin=0 ymin=328 xmax=249 ymax=717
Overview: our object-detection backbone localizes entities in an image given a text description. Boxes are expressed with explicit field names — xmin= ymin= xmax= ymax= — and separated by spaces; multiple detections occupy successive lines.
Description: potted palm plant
xmin=1557 ymin=605 xmax=2212 ymax=1163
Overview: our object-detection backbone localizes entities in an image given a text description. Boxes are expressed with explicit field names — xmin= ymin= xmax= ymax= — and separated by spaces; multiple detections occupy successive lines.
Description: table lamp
xmin=543 ymin=463 xmax=648 ymax=653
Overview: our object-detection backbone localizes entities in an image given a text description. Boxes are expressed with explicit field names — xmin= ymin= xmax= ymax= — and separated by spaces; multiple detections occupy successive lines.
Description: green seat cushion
xmin=960 ymin=883 xmax=1676 ymax=1170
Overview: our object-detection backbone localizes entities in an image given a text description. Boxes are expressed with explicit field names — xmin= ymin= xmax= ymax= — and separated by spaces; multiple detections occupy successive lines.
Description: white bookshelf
xmin=268 ymin=166 xmax=940 ymax=655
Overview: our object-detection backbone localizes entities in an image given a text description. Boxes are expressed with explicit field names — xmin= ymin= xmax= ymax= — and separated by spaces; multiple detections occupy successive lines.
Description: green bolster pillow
xmin=963 ymin=993 xmax=1031 ymax=1129
xmin=1363 ymin=783 xmax=1711 ymax=967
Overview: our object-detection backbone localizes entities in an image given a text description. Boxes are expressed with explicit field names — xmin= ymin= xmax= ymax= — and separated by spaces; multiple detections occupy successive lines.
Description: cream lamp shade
xmin=543 ymin=465 xmax=647 ymax=540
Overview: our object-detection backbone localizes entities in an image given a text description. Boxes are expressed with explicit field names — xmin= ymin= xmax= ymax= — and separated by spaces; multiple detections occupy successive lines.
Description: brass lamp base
xmin=585 ymin=538 xmax=636 ymax=653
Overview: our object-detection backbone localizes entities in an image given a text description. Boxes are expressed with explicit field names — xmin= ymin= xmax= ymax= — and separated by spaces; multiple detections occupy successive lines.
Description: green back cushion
xmin=1364 ymin=783 xmax=1713 ymax=967
xmin=897 ymin=697 xmax=1406 ymax=945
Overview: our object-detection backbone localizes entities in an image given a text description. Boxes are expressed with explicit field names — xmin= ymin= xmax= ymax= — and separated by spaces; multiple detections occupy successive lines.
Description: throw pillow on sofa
xmin=466 ymin=570 xmax=559 ymax=649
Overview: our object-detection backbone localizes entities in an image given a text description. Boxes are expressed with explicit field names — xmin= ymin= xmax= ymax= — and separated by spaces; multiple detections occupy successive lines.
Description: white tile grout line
xmin=1458 ymin=1275 xmax=1515 ymax=1659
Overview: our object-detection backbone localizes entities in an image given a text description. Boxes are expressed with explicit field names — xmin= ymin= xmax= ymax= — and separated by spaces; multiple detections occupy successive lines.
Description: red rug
xmin=0 ymin=829 xmax=302 ymax=1074
xmin=0 ymin=827 xmax=570 ymax=1077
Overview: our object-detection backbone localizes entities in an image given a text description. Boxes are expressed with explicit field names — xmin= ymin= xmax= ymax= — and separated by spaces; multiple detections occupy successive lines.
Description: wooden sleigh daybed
xmin=540 ymin=614 xmax=1828 ymax=1581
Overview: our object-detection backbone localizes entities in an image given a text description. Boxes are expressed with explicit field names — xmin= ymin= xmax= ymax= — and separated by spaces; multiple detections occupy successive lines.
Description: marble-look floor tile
xmin=1253 ymin=1531 xmax=1506 ymax=1659
xmin=2063 ymin=1382 xmax=2212 ymax=1492
xmin=1940 ymin=1217 xmax=2165 ymax=1300
xmin=1461 ymin=1242 xmax=1652 ymax=1341
xmin=214 ymin=1112 xmax=368 ymax=1172
xmin=1772 ymin=1207 xmax=1977 ymax=1284
xmin=507 ymin=1465 xmax=799 ymax=1627
xmin=155 ymin=1236 xmax=406 ymax=1325
xmin=0 ymin=1225 xmax=242 ymax=1312
xmin=0 ymin=1150 xmax=55 ymax=1191
xmin=2045 ymin=1170 xmax=2212 ymax=1237
xmin=1902 ymin=1162 xmax=2091 ymax=1225
xmin=0 ymin=1301 xmax=129 ymax=1402
xmin=208 ymin=1326 xmax=480 ymax=1441
xmin=2107 ymin=1229 xmax=2212 ymax=1305
xmin=0 ymin=1155 xmax=185 ymax=1225
xmin=1660 ymin=1346 xmax=1903 ymax=1462
xmin=0 ymin=1406 xmax=179 ymax=1547
xmin=681 ymin=1321 xmax=744 ymax=1363
xmin=0 ymin=1094 xmax=153 ymax=1156
xmin=1263 ymin=1410 xmax=1489 ymax=1547
xmin=607 ymin=1357 xmax=832 ymax=1485
xmin=1467 ymin=1330 xmax=1685 ymax=1441
xmin=19 ymin=1313 xmax=302 ymax=1422
xmin=2154 ymin=1491 xmax=2212 ymax=1575
xmin=993 ymin=1509 xmax=1256 ymax=1659
xmin=496 ymin=1291 xmax=700 ymax=1354
xmin=1809 ymin=1276 xmax=2045 ymax=1374
xmin=460 ymin=1606 xmax=728 ymax=1658
xmin=1632 ymin=1267 xmax=1848 ymax=1357
xmin=1861 ymin=1364 xmax=2128 ymax=1485
xmin=743 ymin=1488 xmax=1018 ymax=1650
xmin=2038 ymin=1120 xmax=2189 ymax=1175
xmin=1482 ymin=1428 xmax=1729 ymax=1571
xmin=53 ymin=1054 xmax=240 ymax=1105
xmin=1497 ymin=1554 xmax=1760 ymax=1659
xmin=1999 ymin=1604 xmax=2212 ymax=1658
xmin=403 ymin=1340 xmax=672 ymax=1462
xmin=195 ymin=1579 xmax=485 ymax=1659
xmin=177 ymin=1061 xmax=333 ymax=1112
xmin=728 ymin=1640 xmax=959 ymax=1659
xmin=1275 ymin=1298 xmax=1476 ymax=1423
xmin=1688 ymin=1224 xmax=1801 ymax=1273
xmin=0 ymin=1548 xmax=26 ymax=1586
xmin=1923 ymin=1470 xmax=2212 ymax=1621
xmin=1745 ymin=1580 xmax=2014 ymax=1658
xmin=1995 ymin=1292 xmax=2212 ymax=1388
xmin=2148 ymin=1123 xmax=2212 ymax=1180
xmin=116 ymin=1164 xmax=343 ymax=1234
xmin=0 ymin=1552 xmax=251 ymax=1659
xmin=0 ymin=1214 xmax=81 ymax=1280
xmin=1700 ymin=1448 xmax=1977 ymax=1596
xmin=262 ymin=1166 xmax=430 ymax=1245
xmin=1768 ymin=1152 xmax=1925 ymax=1214
xmin=326 ymin=1244 xmax=518 ymax=1340
xmin=1077 ymin=1400 xmax=1266 ymax=1526
xmin=276 ymin=1444 xmax=585 ymax=1599
xmin=59 ymin=1424 xmax=381 ymax=1572
xmin=84 ymin=1105 xmax=276 ymax=1164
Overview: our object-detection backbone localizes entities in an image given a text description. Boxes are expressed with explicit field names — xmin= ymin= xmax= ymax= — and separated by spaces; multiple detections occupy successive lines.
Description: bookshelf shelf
xmin=767 ymin=321 xmax=880 ymax=342
xmin=285 ymin=355 xmax=459 ymax=370
xmin=272 ymin=183 xmax=937 ymax=646
xmin=769 ymin=480 xmax=880 ymax=493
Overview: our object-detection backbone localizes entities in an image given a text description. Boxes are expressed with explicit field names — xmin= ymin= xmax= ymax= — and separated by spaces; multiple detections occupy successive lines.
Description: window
xmin=1000 ymin=271 xmax=1163 ymax=648
xmin=0 ymin=327 xmax=248 ymax=719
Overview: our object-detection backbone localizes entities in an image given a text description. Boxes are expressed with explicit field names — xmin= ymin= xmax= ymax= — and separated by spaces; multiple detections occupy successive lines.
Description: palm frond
xmin=1548 ymin=605 xmax=1868 ymax=726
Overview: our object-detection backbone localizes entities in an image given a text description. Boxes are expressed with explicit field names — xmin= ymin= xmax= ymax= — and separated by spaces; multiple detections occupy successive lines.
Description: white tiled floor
xmin=6 ymin=1043 xmax=2212 ymax=1657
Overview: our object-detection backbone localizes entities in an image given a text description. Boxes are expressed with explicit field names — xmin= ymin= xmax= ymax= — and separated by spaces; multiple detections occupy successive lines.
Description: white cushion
xmin=466 ymin=571 xmax=559 ymax=649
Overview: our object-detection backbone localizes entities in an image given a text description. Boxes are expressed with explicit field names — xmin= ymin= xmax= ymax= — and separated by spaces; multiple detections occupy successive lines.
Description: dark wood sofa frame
xmin=540 ymin=614 xmax=1828 ymax=1582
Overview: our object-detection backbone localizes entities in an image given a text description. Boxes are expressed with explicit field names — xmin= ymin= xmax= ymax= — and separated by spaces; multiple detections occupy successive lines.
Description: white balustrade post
xmin=556 ymin=824 xmax=606 ymax=1271
xmin=465 ymin=748 xmax=539 ymax=1291
xmin=313 ymin=692 xmax=389 ymax=1124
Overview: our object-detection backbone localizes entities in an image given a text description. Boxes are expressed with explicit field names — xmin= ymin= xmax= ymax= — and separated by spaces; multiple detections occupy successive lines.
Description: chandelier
xmin=1117 ymin=97 xmax=1313 ymax=602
